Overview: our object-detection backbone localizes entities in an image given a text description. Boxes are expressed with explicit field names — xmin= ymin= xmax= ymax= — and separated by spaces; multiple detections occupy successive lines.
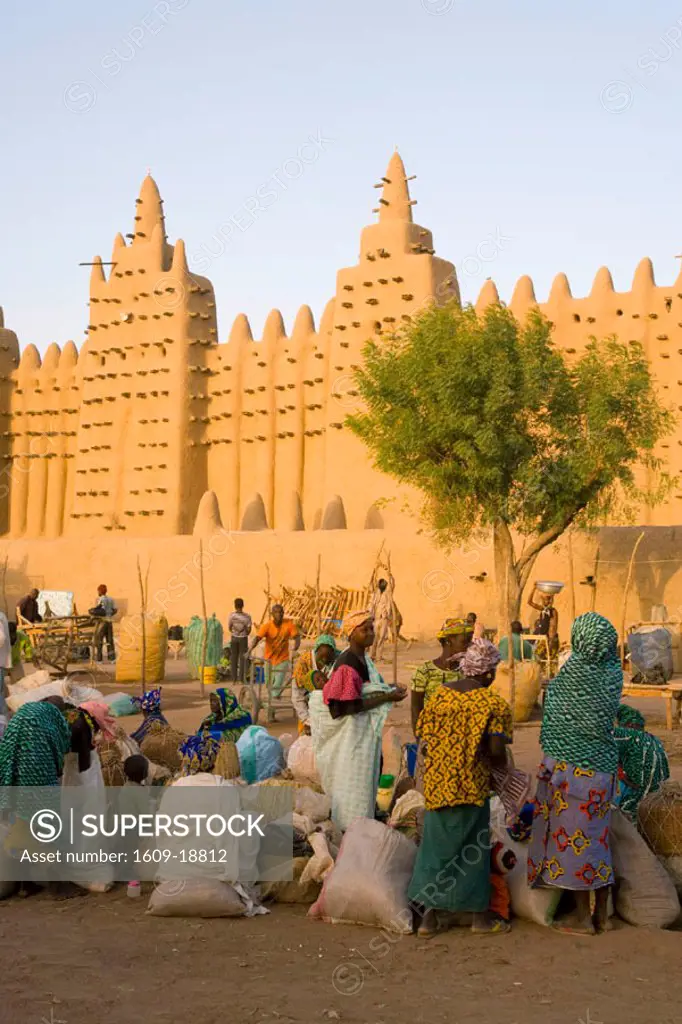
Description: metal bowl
xmin=536 ymin=580 xmax=564 ymax=595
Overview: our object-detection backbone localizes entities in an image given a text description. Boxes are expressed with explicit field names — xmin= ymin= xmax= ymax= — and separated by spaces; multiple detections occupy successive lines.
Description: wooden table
xmin=622 ymin=681 xmax=682 ymax=730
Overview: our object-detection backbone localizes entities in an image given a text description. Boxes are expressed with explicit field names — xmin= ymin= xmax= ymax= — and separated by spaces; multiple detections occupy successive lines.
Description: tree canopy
xmin=348 ymin=301 xmax=675 ymax=616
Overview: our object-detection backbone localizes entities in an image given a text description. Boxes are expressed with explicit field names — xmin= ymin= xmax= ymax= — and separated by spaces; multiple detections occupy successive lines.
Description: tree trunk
xmin=493 ymin=521 xmax=521 ymax=633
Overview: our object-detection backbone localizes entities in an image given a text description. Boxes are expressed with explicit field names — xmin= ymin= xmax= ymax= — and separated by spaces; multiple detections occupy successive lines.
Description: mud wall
xmin=2 ymin=525 xmax=682 ymax=641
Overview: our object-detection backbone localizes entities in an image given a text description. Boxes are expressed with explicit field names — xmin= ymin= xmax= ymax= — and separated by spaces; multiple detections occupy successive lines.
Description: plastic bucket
xmin=403 ymin=742 xmax=418 ymax=777
xmin=201 ymin=666 xmax=218 ymax=688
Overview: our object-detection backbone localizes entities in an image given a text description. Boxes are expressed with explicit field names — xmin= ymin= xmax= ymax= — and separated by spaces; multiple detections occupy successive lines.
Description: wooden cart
xmin=20 ymin=615 xmax=104 ymax=675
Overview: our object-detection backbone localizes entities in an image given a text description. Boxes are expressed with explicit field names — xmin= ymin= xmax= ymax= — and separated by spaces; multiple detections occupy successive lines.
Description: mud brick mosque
xmin=1 ymin=153 xmax=681 ymax=632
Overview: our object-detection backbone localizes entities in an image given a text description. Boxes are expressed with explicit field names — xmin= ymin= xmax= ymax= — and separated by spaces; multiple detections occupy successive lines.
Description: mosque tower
xmin=320 ymin=152 xmax=459 ymax=530
xmin=67 ymin=175 xmax=217 ymax=537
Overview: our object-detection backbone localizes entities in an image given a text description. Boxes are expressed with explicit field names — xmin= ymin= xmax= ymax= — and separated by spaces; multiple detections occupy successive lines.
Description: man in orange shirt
xmin=249 ymin=603 xmax=301 ymax=703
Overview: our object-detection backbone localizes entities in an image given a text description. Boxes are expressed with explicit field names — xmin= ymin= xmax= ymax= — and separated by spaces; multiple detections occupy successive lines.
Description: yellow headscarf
xmin=436 ymin=617 xmax=474 ymax=641
xmin=343 ymin=609 xmax=373 ymax=640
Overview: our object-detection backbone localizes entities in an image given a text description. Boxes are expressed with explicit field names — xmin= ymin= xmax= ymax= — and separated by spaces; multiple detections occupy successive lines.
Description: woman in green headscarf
xmin=614 ymin=704 xmax=669 ymax=820
xmin=0 ymin=701 xmax=71 ymax=793
xmin=197 ymin=687 xmax=252 ymax=744
xmin=0 ymin=702 xmax=80 ymax=900
xmin=292 ymin=634 xmax=339 ymax=735
xmin=529 ymin=612 xmax=623 ymax=936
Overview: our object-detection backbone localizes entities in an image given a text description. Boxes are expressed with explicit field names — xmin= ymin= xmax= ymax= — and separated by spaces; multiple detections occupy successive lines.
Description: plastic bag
xmin=388 ymin=790 xmax=425 ymax=843
xmin=184 ymin=615 xmax=224 ymax=678
xmin=260 ymin=858 xmax=321 ymax=904
xmin=300 ymin=833 xmax=335 ymax=885
xmin=309 ymin=818 xmax=416 ymax=933
xmin=237 ymin=726 xmax=285 ymax=784
xmin=115 ymin=614 xmax=168 ymax=685
xmin=287 ymin=734 xmax=320 ymax=787
xmin=294 ymin=786 xmax=331 ymax=823
xmin=7 ymin=673 xmax=103 ymax=713
xmin=103 ymin=692 xmax=138 ymax=717
xmin=628 ymin=627 xmax=673 ymax=683
xmin=610 ymin=807 xmax=680 ymax=927
xmin=147 ymin=879 xmax=247 ymax=918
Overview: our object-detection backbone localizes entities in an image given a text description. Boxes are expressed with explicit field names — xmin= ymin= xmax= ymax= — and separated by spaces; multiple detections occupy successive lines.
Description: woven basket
xmin=215 ymin=741 xmax=241 ymax=780
xmin=99 ymin=742 xmax=126 ymax=787
xmin=140 ymin=721 xmax=186 ymax=773
xmin=638 ymin=782 xmax=682 ymax=858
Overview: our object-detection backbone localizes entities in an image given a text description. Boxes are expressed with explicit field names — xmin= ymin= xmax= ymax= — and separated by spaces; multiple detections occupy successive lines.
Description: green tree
xmin=348 ymin=302 xmax=674 ymax=628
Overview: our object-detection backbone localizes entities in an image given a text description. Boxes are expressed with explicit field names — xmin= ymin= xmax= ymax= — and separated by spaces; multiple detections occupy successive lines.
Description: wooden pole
xmin=567 ymin=530 xmax=576 ymax=626
xmin=0 ymin=555 xmax=8 ymax=619
xmin=591 ymin=546 xmax=601 ymax=613
xmin=199 ymin=540 xmax=208 ymax=698
xmin=386 ymin=551 xmax=398 ymax=686
xmin=621 ymin=531 xmax=645 ymax=667
xmin=137 ymin=557 xmax=147 ymax=695
xmin=315 ymin=554 xmax=322 ymax=635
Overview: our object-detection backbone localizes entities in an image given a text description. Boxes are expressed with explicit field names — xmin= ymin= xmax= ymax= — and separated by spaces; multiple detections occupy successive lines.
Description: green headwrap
xmin=616 ymin=704 xmax=646 ymax=730
xmin=314 ymin=633 xmax=339 ymax=656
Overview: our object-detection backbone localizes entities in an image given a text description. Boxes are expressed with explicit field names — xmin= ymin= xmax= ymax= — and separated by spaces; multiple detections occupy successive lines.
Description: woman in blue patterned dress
xmin=528 ymin=613 xmax=623 ymax=935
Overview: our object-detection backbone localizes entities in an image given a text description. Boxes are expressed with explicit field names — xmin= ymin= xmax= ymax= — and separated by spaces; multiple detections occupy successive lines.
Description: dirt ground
xmin=3 ymin=644 xmax=682 ymax=1024
xmin=2 ymin=892 xmax=682 ymax=1024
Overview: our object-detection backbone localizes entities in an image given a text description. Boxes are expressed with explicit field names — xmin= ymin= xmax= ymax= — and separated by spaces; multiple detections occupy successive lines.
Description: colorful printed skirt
xmin=528 ymin=755 xmax=615 ymax=891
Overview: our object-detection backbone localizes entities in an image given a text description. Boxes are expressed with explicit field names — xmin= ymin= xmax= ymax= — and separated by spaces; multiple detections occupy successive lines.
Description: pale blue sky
xmin=2 ymin=0 xmax=682 ymax=351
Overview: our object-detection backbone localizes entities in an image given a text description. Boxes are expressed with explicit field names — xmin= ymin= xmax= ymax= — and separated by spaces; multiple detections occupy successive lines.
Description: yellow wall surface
xmin=1 ymin=525 xmax=681 ymax=641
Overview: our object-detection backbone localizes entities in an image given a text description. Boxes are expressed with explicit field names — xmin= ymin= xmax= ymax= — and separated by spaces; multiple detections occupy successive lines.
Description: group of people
xmin=288 ymin=599 xmax=669 ymax=938
xmin=404 ymin=608 xmax=669 ymax=937
xmin=201 ymin=597 xmax=671 ymax=938
xmin=0 ymin=581 xmax=672 ymax=935
xmin=225 ymin=576 xmax=400 ymax=704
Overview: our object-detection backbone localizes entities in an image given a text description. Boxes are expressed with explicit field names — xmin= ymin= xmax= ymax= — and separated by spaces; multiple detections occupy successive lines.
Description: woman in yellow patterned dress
xmin=408 ymin=638 xmax=512 ymax=937
xmin=409 ymin=618 xmax=474 ymax=790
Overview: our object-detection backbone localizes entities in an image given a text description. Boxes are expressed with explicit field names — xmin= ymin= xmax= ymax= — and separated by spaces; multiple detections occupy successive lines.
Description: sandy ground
xmin=2 ymin=644 xmax=682 ymax=1024
xmin=2 ymin=892 xmax=682 ymax=1024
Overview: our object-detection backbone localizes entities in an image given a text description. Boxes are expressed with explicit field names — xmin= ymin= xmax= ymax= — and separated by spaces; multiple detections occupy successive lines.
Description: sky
xmin=2 ymin=0 xmax=682 ymax=352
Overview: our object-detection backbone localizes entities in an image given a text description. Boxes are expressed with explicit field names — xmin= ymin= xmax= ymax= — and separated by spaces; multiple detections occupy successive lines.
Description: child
xmin=124 ymin=754 xmax=149 ymax=787
xmin=489 ymin=841 xmax=517 ymax=925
